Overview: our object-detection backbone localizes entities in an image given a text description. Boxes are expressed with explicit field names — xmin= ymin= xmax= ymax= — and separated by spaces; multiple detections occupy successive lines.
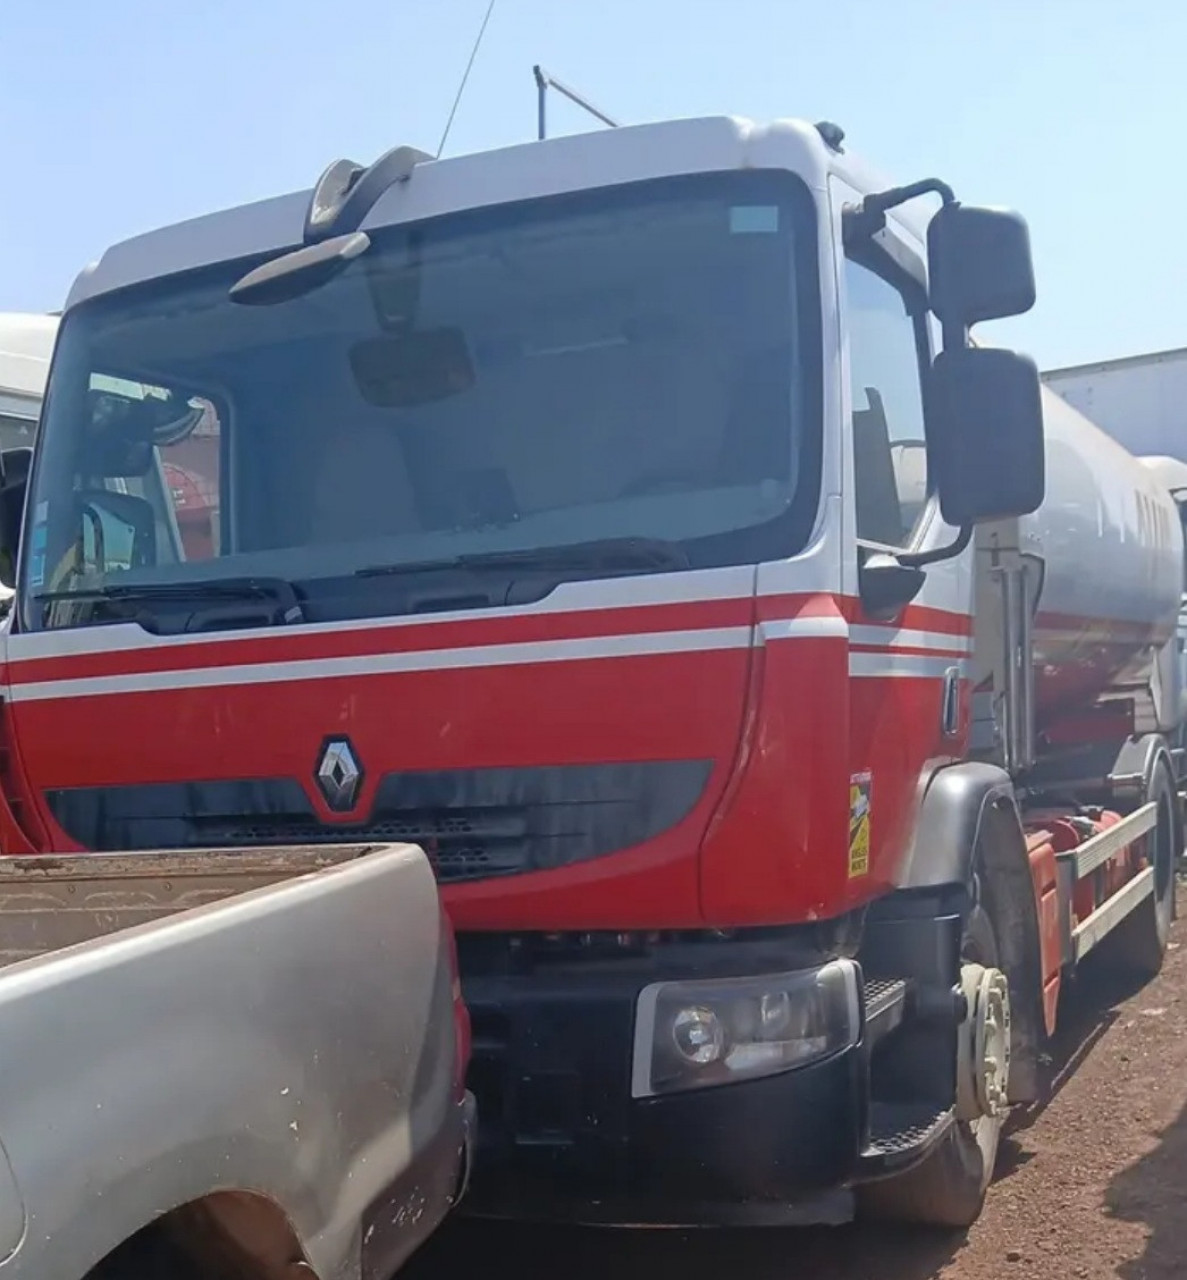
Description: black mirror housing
xmin=0 ymin=447 xmax=33 ymax=590
xmin=928 ymin=204 xmax=1036 ymax=328
xmin=928 ymin=346 xmax=1045 ymax=526
xmin=74 ymin=488 xmax=158 ymax=574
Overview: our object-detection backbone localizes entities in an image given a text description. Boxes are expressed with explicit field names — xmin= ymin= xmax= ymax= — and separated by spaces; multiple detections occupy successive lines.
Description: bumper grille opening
xmin=467 ymin=1006 xmax=511 ymax=1148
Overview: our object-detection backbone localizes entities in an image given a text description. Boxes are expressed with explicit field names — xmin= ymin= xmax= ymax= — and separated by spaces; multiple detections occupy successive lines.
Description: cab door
xmin=830 ymin=174 xmax=975 ymax=893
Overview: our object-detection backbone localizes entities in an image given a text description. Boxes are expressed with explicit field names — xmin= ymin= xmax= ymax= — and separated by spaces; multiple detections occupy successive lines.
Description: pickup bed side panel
xmin=0 ymin=843 xmax=461 ymax=1280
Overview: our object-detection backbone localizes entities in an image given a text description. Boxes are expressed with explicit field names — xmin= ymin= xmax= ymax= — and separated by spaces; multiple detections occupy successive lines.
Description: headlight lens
xmin=631 ymin=959 xmax=861 ymax=1098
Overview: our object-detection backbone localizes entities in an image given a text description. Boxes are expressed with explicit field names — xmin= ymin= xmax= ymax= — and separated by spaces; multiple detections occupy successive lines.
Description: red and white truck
xmin=0 ymin=115 xmax=1181 ymax=1232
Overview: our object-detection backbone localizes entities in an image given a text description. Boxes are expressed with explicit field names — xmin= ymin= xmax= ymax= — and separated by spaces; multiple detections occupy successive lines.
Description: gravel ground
xmin=409 ymin=887 xmax=1187 ymax=1280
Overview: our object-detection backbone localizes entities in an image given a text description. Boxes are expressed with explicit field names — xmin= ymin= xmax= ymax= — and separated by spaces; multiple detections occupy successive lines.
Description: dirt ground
xmin=407 ymin=885 xmax=1187 ymax=1280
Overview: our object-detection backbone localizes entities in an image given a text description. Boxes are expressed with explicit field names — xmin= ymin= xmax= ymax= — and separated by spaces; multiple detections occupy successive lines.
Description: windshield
xmin=20 ymin=170 xmax=821 ymax=634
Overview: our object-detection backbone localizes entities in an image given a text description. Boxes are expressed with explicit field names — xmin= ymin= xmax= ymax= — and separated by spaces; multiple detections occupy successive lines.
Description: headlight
xmin=630 ymin=959 xmax=861 ymax=1098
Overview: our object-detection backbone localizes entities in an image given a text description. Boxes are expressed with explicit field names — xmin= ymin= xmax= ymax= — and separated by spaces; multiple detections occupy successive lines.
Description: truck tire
xmin=858 ymin=872 xmax=1009 ymax=1228
xmin=86 ymin=1227 xmax=206 ymax=1280
xmin=1112 ymin=754 xmax=1178 ymax=979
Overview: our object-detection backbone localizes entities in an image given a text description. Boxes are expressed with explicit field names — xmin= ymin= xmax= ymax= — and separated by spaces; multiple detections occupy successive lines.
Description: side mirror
xmin=0 ymin=448 xmax=32 ymax=590
xmin=928 ymin=347 xmax=1045 ymax=525
xmin=83 ymin=389 xmax=200 ymax=478
xmin=74 ymin=489 xmax=157 ymax=575
xmin=928 ymin=204 xmax=1036 ymax=327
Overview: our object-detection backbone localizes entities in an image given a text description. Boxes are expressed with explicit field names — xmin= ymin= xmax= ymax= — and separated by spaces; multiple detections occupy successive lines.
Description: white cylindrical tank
xmin=1023 ymin=385 xmax=1184 ymax=726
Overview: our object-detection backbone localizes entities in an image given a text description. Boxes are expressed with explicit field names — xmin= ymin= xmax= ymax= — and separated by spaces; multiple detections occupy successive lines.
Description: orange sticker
xmin=848 ymin=771 xmax=871 ymax=879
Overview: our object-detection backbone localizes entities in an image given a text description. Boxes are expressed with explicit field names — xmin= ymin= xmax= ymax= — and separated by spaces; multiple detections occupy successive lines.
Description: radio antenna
xmin=436 ymin=0 xmax=497 ymax=158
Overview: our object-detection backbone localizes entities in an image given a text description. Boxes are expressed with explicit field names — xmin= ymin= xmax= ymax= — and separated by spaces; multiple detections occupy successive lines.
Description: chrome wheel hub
xmin=955 ymin=963 xmax=1012 ymax=1122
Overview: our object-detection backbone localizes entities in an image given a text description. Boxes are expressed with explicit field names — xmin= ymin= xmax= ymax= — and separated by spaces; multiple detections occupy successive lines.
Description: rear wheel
xmin=859 ymin=877 xmax=1011 ymax=1228
xmin=1113 ymin=755 xmax=1179 ymax=978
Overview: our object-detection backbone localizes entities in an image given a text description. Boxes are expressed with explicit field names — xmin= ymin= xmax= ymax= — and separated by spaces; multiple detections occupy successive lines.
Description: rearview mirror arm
xmin=896 ymin=522 xmax=973 ymax=569
xmin=842 ymin=178 xmax=956 ymax=248
xmin=842 ymin=179 xmax=972 ymax=354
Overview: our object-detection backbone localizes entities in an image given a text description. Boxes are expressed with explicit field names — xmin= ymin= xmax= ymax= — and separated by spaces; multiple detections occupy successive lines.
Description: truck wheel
xmin=859 ymin=878 xmax=1010 ymax=1228
xmin=1113 ymin=755 xmax=1178 ymax=978
xmin=86 ymin=1227 xmax=204 ymax=1280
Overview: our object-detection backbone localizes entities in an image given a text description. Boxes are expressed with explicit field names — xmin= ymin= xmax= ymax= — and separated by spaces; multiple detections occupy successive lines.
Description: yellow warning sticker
xmin=848 ymin=771 xmax=872 ymax=879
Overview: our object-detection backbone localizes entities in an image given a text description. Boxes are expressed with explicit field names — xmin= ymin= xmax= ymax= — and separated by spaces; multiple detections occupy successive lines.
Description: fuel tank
xmin=1023 ymin=384 xmax=1184 ymax=727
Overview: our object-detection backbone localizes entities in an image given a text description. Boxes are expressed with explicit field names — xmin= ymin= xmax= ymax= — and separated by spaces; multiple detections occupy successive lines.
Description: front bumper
xmin=462 ymin=963 xmax=891 ymax=1227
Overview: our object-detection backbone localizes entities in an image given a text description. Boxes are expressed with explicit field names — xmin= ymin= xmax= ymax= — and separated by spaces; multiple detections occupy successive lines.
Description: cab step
xmin=858 ymin=1102 xmax=953 ymax=1177
xmin=863 ymin=975 xmax=909 ymax=1046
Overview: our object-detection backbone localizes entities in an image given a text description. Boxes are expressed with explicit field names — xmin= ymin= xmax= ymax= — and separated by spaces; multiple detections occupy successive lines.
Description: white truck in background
xmin=0 ymin=313 xmax=56 ymax=447
xmin=0 ymin=314 xmax=57 ymax=613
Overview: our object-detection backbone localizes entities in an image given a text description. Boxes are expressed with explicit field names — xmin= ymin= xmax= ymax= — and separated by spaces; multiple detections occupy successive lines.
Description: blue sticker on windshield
xmin=28 ymin=520 xmax=46 ymax=589
xmin=730 ymin=205 xmax=779 ymax=234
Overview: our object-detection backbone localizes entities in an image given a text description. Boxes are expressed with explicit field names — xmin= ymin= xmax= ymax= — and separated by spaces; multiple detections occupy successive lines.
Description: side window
xmin=845 ymin=256 xmax=930 ymax=547
xmin=85 ymin=376 xmax=222 ymax=567
xmin=43 ymin=377 xmax=224 ymax=592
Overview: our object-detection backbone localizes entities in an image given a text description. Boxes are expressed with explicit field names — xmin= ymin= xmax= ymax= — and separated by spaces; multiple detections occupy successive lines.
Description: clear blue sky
xmin=1 ymin=0 xmax=1179 ymax=369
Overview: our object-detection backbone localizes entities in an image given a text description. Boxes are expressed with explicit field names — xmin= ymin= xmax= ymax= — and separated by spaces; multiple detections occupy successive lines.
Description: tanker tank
xmin=1022 ymin=384 xmax=1184 ymax=728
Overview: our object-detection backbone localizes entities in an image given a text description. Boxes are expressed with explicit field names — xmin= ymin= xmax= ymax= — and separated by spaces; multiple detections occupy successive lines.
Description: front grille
xmin=45 ymin=759 xmax=714 ymax=882
xmin=218 ymin=808 xmax=530 ymax=881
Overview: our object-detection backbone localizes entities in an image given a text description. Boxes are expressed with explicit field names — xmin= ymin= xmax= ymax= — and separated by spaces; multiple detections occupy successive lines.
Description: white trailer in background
xmin=1044 ymin=347 xmax=1187 ymax=461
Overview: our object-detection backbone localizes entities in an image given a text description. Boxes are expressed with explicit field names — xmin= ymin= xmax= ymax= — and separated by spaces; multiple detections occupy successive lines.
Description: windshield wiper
xmin=33 ymin=576 xmax=305 ymax=630
xmin=355 ymin=536 xmax=690 ymax=579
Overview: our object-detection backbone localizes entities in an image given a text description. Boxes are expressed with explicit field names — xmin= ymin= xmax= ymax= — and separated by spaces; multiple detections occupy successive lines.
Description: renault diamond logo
xmin=316 ymin=737 xmax=363 ymax=813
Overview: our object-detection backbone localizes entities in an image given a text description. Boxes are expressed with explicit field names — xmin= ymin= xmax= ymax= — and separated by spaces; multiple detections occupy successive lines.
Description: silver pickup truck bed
xmin=0 ymin=842 xmax=471 ymax=1280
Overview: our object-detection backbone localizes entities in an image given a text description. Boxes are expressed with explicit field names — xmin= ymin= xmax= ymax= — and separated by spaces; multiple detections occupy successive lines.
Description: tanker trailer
xmin=1042 ymin=353 xmax=1187 ymax=760
xmin=1135 ymin=454 xmax=1187 ymax=757
xmin=1021 ymin=387 xmax=1184 ymax=741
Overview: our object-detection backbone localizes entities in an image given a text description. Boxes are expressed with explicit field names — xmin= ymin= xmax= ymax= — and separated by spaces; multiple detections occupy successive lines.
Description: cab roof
xmin=65 ymin=115 xmax=893 ymax=311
